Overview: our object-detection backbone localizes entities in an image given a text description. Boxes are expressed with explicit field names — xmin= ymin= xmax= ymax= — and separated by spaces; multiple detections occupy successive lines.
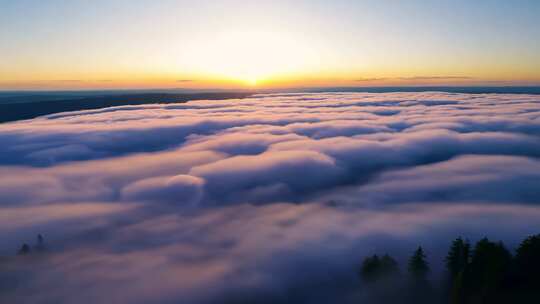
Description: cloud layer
xmin=0 ymin=92 xmax=539 ymax=303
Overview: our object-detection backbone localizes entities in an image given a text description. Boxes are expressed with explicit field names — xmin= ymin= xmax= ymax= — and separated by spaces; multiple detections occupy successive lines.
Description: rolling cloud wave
xmin=1 ymin=92 xmax=540 ymax=303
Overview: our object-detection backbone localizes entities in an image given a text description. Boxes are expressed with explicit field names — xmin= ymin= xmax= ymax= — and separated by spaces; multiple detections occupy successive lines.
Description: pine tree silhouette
xmin=408 ymin=246 xmax=429 ymax=280
xmin=380 ymin=254 xmax=400 ymax=276
xmin=35 ymin=234 xmax=45 ymax=251
xmin=468 ymin=238 xmax=512 ymax=303
xmin=512 ymin=234 xmax=540 ymax=301
xmin=360 ymin=255 xmax=381 ymax=283
xmin=17 ymin=243 xmax=31 ymax=255
xmin=446 ymin=237 xmax=470 ymax=304
xmin=407 ymin=246 xmax=431 ymax=304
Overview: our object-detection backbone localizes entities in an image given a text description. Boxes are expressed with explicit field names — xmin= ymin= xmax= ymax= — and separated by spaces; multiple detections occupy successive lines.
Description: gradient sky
xmin=1 ymin=0 xmax=540 ymax=89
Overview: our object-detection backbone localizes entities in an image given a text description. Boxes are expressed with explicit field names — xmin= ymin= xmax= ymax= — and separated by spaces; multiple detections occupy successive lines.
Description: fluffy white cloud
xmin=122 ymin=174 xmax=205 ymax=205
xmin=190 ymin=150 xmax=342 ymax=203
xmin=0 ymin=92 xmax=539 ymax=303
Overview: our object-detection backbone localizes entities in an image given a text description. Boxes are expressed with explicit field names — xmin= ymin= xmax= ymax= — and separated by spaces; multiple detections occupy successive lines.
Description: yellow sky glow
xmin=2 ymin=23 xmax=540 ymax=90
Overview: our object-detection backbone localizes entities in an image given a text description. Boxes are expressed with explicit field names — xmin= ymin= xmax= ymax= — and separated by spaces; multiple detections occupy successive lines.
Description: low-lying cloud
xmin=0 ymin=92 xmax=539 ymax=303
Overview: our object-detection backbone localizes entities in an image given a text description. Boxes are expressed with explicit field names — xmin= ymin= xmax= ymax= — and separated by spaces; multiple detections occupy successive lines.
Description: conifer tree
xmin=408 ymin=246 xmax=429 ymax=280
xmin=360 ymin=255 xmax=381 ymax=283
xmin=468 ymin=238 xmax=512 ymax=303
xmin=17 ymin=243 xmax=31 ymax=255
xmin=446 ymin=238 xmax=470 ymax=304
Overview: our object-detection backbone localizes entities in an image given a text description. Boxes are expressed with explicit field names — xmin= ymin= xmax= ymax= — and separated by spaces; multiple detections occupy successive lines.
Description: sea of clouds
xmin=1 ymin=92 xmax=540 ymax=303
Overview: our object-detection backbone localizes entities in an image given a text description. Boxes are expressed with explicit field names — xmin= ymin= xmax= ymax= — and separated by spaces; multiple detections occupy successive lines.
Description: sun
xmin=183 ymin=29 xmax=317 ymax=87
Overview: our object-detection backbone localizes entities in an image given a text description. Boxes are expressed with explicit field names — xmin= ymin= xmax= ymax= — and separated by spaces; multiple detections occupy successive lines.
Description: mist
xmin=1 ymin=92 xmax=539 ymax=303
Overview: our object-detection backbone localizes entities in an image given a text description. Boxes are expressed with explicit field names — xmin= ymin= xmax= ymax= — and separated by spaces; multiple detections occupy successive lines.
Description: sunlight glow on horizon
xmin=181 ymin=29 xmax=320 ymax=86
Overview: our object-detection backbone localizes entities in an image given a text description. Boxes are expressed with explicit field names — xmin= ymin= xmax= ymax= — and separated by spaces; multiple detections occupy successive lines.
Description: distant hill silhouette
xmin=0 ymin=92 xmax=253 ymax=123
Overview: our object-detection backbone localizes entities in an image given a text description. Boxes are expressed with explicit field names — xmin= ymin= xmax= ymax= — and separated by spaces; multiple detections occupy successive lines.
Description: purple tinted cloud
xmin=0 ymin=92 xmax=539 ymax=303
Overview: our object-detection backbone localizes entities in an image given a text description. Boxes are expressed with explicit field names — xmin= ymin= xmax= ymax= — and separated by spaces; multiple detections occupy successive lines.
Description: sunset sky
xmin=1 ymin=0 xmax=540 ymax=90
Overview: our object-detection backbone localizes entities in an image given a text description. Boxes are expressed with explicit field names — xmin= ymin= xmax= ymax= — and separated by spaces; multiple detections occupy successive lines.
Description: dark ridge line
xmin=0 ymin=92 xmax=254 ymax=123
